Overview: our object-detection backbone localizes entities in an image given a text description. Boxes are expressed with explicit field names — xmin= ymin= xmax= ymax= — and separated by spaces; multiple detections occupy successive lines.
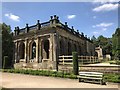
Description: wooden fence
xmin=59 ymin=55 xmax=100 ymax=65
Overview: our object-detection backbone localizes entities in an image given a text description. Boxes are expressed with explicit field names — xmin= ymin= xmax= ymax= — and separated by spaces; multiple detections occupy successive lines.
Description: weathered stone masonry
xmin=13 ymin=15 xmax=95 ymax=70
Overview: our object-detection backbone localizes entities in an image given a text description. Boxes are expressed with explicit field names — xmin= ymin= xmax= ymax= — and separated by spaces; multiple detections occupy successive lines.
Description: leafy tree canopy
xmin=1 ymin=23 xmax=13 ymax=68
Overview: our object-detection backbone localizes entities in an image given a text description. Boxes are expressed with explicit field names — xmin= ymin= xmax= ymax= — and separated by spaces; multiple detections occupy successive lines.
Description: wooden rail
xmin=59 ymin=55 xmax=99 ymax=65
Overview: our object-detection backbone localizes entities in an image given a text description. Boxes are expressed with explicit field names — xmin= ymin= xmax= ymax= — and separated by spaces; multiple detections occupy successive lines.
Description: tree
xmin=97 ymin=35 xmax=112 ymax=55
xmin=1 ymin=23 xmax=13 ymax=68
xmin=92 ymin=35 xmax=112 ymax=56
xmin=91 ymin=35 xmax=99 ymax=47
xmin=112 ymin=28 xmax=120 ymax=60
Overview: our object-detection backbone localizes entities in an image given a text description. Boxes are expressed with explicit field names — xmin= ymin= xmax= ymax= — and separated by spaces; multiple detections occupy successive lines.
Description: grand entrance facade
xmin=13 ymin=15 xmax=95 ymax=70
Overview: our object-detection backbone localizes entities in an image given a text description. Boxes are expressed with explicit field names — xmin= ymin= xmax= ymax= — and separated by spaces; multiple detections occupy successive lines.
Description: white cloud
xmin=67 ymin=15 xmax=76 ymax=19
xmin=102 ymin=28 xmax=107 ymax=31
xmin=93 ymin=3 xmax=118 ymax=12
xmin=5 ymin=13 xmax=20 ymax=22
xmin=93 ymin=31 xmax=99 ymax=34
xmin=92 ymin=22 xmax=113 ymax=28
xmin=93 ymin=0 xmax=119 ymax=4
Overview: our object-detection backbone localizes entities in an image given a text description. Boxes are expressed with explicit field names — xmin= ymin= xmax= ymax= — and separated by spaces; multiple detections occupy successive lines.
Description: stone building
xmin=95 ymin=46 xmax=103 ymax=59
xmin=13 ymin=15 xmax=95 ymax=70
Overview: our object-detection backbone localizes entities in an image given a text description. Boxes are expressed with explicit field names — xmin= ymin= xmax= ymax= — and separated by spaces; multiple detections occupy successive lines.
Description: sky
xmin=2 ymin=0 xmax=119 ymax=38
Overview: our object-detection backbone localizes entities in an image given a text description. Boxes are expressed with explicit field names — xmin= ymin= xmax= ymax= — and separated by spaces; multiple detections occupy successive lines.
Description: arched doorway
xmin=78 ymin=46 xmax=82 ymax=55
xmin=73 ymin=44 xmax=77 ymax=52
xmin=29 ymin=41 xmax=36 ymax=60
xmin=32 ymin=42 xmax=36 ymax=59
xmin=68 ymin=42 xmax=72 ymax=55
xmin=95 ymin=52 xmax=98 ymax=57
xmin=59 ymin=39 xmax=64 ymax=55
xmin=42 ymin=39 xmax=50 ymax=59
xmin=19 ymin=42 xmax=25 ymax=59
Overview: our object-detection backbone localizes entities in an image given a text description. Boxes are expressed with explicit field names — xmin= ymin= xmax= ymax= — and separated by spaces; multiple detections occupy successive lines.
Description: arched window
xmin=32 ymin=42 xmax=36 ymax=59
xmin=68 ymin=42 xmax=72 ymax=55
xmin=78 ymin=46 xmax=82 ymax=55
xmin=29 ymin=41 xmax=36 ymax=59
xmin=73 ymin=44 xmax=77 ymax=52
xmin=43 ymin=40 xmax=49 ymax=59
xmin=19 ymin=42 xmax=25 ymax=59
xmin=59 ymin=39 xmax=64 ymax=55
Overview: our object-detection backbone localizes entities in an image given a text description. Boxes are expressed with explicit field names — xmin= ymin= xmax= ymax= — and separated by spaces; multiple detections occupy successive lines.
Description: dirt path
xmin=0 ymin=72 xmax=118 ymax=88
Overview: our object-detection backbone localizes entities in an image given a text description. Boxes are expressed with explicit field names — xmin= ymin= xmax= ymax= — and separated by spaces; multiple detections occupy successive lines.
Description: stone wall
xmin=13 ymin=15 xmax=95 ymax=70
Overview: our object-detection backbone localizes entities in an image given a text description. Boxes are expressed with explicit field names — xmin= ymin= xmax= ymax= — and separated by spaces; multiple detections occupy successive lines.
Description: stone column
xmin=27 ymin=40 xmax=30 ymax=62
xmin=39 ymin=39 xmax=42 ymax=63
xmin=53 ymin=33 xmax=58 ymax=71
xmin=35 ymin=38 xmax=39 ymax=62
xmin=14 ymin=41 xmax=18 ymax=63
xmin=49 ymin=34 xmax=53 ymax=61
xmin=24 ymin=39 xmax=28 ymax=63
xmin=17 ymin=42 xmax=20 ymax=62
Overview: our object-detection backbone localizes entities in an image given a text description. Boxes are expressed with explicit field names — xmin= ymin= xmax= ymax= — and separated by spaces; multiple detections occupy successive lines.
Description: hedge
xmin=1 ymin=69 xmax=77 ymax=79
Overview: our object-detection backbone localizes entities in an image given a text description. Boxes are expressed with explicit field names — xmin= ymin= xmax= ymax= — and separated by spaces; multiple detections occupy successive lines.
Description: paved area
xmin=0 ymin=72 xmax=118 ymax=88
xmin=87 ymin=62 xmax=119 ymax=66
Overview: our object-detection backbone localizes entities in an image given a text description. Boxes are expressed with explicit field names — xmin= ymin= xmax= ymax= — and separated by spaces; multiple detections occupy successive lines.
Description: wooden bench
xmin=77 ymin=72 xmax=105 ymax=85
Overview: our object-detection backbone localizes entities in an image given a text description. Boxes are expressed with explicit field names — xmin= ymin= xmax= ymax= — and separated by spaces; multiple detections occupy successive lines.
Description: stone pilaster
xmin=24 ymin=39 xmax=28 ymax=62
xmin=14 ymin=41 xmax=18 ymax=63
xmin=35 ymin=38 xmax=39 ymax=62
xmin=53 ymin=33 xmax=58 ymax=71
xmin=49 ymin=34 xmax=53 ymax=61
xmin=39 ymin=39 xmax=42 ymax=63
xmin=27 ymin=40 xmax=30 ymax=62
xmin=17 ymin=42 xmax=20 ymax=62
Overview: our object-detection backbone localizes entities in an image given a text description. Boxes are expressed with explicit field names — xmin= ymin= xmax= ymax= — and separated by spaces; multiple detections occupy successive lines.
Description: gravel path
xmin=0 ymin=72 xmax=118 ymax=88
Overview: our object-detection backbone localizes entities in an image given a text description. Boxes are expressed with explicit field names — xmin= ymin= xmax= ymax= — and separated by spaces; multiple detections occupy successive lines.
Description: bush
xmin=109 ymin=61 xmax=116 ymax=64
xmin=2 ymin=69 xmax=78 ymax=80
xmin=72 ymin=52 xmax=78 ymax=75
xmin=104 ymin=73 xmax=120 ymax=83
xmin=109 ymin=60 xmax=120 ymax=65
xmin=116 ymin=60 xmax=120 ymax=65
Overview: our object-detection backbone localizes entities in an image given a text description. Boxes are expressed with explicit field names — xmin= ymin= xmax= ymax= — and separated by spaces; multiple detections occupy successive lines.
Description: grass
xmin=1 ymin=69 xmax=77 ymax=79
xmin=1 ymin=69 xmax=120 ymax=83
xmin=104 ymin=73 xmax=120 ymax=83
xmin=109 ymin=60 xmax=120 ymax=65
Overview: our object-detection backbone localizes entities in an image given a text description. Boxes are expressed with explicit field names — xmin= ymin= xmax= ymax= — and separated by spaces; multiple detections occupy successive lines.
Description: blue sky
xmin=2 ymin=1 xmax=119 ymax=38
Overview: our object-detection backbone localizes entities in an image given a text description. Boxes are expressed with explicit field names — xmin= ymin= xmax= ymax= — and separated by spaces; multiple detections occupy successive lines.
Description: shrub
xmin=116 ymin=60 xmax=120 ymax=65
xmin=104 ymin=73 xmax=120 ymax=83
xmin=3 ymin=56 xmax=8 ymax=69
xmin=14 ymin=69 xmax=20 ymax=73
xmin=72 ymin=52 xmax=78 ymax=75
xmin=109 ymin=60 xmax=120 ymax=65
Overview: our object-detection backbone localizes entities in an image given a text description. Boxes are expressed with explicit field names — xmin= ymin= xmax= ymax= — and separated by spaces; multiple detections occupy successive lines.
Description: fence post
xmin=72 ymin=52 xmax=78 ymax=75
